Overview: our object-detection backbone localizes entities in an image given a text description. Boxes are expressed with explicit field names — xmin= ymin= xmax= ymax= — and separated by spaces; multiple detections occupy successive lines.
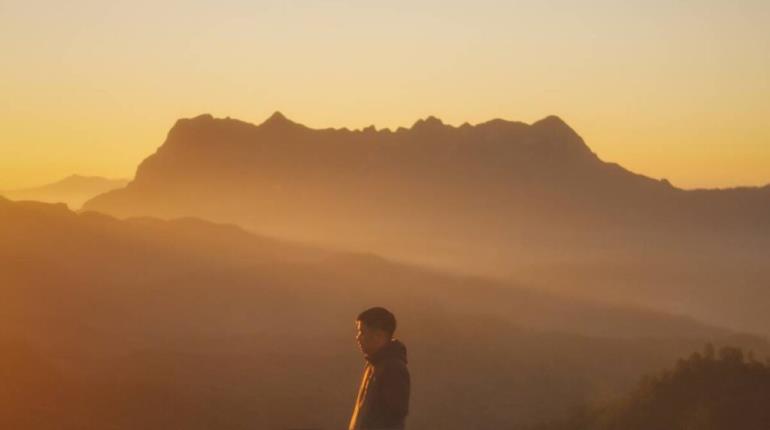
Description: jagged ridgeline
xmin=83 ymin=113 xmax=770 ymax=335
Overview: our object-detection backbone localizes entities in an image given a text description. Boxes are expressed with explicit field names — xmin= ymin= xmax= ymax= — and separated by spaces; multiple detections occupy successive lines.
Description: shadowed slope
xmin=2 ymin=197 xmax=766 ymax=429
xmin=532 ymin=345 xmax=770 ymax=430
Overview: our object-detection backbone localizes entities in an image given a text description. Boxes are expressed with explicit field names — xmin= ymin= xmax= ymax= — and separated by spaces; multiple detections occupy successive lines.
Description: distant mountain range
xmin=1 ymin=196 xmax=764 ymax=430
xmin=2 ymin=174 xmax=128 ymax=209
xmin=82 ymin=113 xmax=770 ymax=335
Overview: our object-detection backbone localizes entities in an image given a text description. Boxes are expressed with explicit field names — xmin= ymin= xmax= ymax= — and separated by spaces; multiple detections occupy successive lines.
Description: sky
xmin=1 ymin=0 xmax=768 ymax=190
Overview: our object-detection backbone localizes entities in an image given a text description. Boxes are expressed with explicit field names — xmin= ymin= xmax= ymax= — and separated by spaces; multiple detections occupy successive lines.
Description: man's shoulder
xmin=375 ymin=357 xmax=409 ymax=377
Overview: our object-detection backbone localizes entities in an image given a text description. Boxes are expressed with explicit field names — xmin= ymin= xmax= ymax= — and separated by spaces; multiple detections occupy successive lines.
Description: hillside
xmin=530 ymin=345 xmax=770 ymax=430
xmin=2 ymin=197 xmax=765 ymax=429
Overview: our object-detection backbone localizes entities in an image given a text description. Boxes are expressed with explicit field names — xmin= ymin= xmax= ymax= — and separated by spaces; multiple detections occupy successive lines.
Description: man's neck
xmin=365 ymin=339 xmax=393 ymax=363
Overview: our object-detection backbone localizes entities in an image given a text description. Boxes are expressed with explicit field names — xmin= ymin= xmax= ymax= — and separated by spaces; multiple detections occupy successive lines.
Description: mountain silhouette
xmin=3 ymin=196 xmax=767 ymax=429
xmin=2 ymin=174 xmax=128 ymax=209
xmin=82 ymin=113 xmax=770 ymax=334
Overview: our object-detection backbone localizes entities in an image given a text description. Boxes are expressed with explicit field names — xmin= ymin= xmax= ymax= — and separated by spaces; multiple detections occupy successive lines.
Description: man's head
xmin=355 ymin=307 xmax=397 ymax=356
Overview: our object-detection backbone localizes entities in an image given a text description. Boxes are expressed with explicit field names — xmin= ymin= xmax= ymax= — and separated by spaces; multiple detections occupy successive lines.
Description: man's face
xmin=356 ymin=320 xmax=386 ymax=356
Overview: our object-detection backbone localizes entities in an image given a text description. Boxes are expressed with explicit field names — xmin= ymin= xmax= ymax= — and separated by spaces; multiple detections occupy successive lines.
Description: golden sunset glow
xmin=2 ymin=0 xmax=768 ymax=189
xmin=2 ymin=3 xmax=770 ymax=427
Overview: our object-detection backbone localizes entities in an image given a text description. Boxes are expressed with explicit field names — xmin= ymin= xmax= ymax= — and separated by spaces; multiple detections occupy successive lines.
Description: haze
xmin=2 ymin=2 xmax=769 ymax=427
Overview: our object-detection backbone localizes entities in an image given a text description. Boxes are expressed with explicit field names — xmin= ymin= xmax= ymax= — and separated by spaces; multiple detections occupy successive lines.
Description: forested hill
xmin=530 ymin=345 xmax=770 ymax=430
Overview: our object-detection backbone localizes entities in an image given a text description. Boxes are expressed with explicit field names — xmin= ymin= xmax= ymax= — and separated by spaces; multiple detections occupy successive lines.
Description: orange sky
xmin=2 ymin=0 xmax=768 ymax=190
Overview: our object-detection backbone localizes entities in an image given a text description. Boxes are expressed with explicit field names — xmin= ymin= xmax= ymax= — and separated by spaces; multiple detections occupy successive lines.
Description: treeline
xmin=529 ymin=345 xmax=770 ymax=430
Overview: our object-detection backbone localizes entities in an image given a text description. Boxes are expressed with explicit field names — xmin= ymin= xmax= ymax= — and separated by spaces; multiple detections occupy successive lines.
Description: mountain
xmin=2 ymin=174 xmax=128 ymax=209
xmin=82 ymin=113 xmax=770 ymax=334
xmin=2 ymin=196 xmax=765 ymax=430
xmin=531 ymin=345 xmax=770 ymax=430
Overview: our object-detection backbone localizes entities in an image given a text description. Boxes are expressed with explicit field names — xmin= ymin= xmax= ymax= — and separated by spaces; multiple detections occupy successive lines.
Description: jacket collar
xmin=365 ymin=338 xmax=408 ymax=365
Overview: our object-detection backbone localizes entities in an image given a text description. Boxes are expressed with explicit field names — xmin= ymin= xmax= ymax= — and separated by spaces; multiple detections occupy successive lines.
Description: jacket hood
xmin=366 ymin=338 xmax=408 ymax=365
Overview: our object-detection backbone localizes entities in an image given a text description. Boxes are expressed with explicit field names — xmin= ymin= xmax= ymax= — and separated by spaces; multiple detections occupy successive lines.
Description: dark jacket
xmin=349 ymin=339 xmax=410 ymax=430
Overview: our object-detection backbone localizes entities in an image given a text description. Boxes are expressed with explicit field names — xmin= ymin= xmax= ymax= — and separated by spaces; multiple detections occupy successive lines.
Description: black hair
xmin=357 ymin=307 xmax=397 ymax=338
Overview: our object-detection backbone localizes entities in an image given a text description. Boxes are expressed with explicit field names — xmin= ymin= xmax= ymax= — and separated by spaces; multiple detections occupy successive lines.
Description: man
xmin=348 ymin=307 xmax=410 ymax=430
